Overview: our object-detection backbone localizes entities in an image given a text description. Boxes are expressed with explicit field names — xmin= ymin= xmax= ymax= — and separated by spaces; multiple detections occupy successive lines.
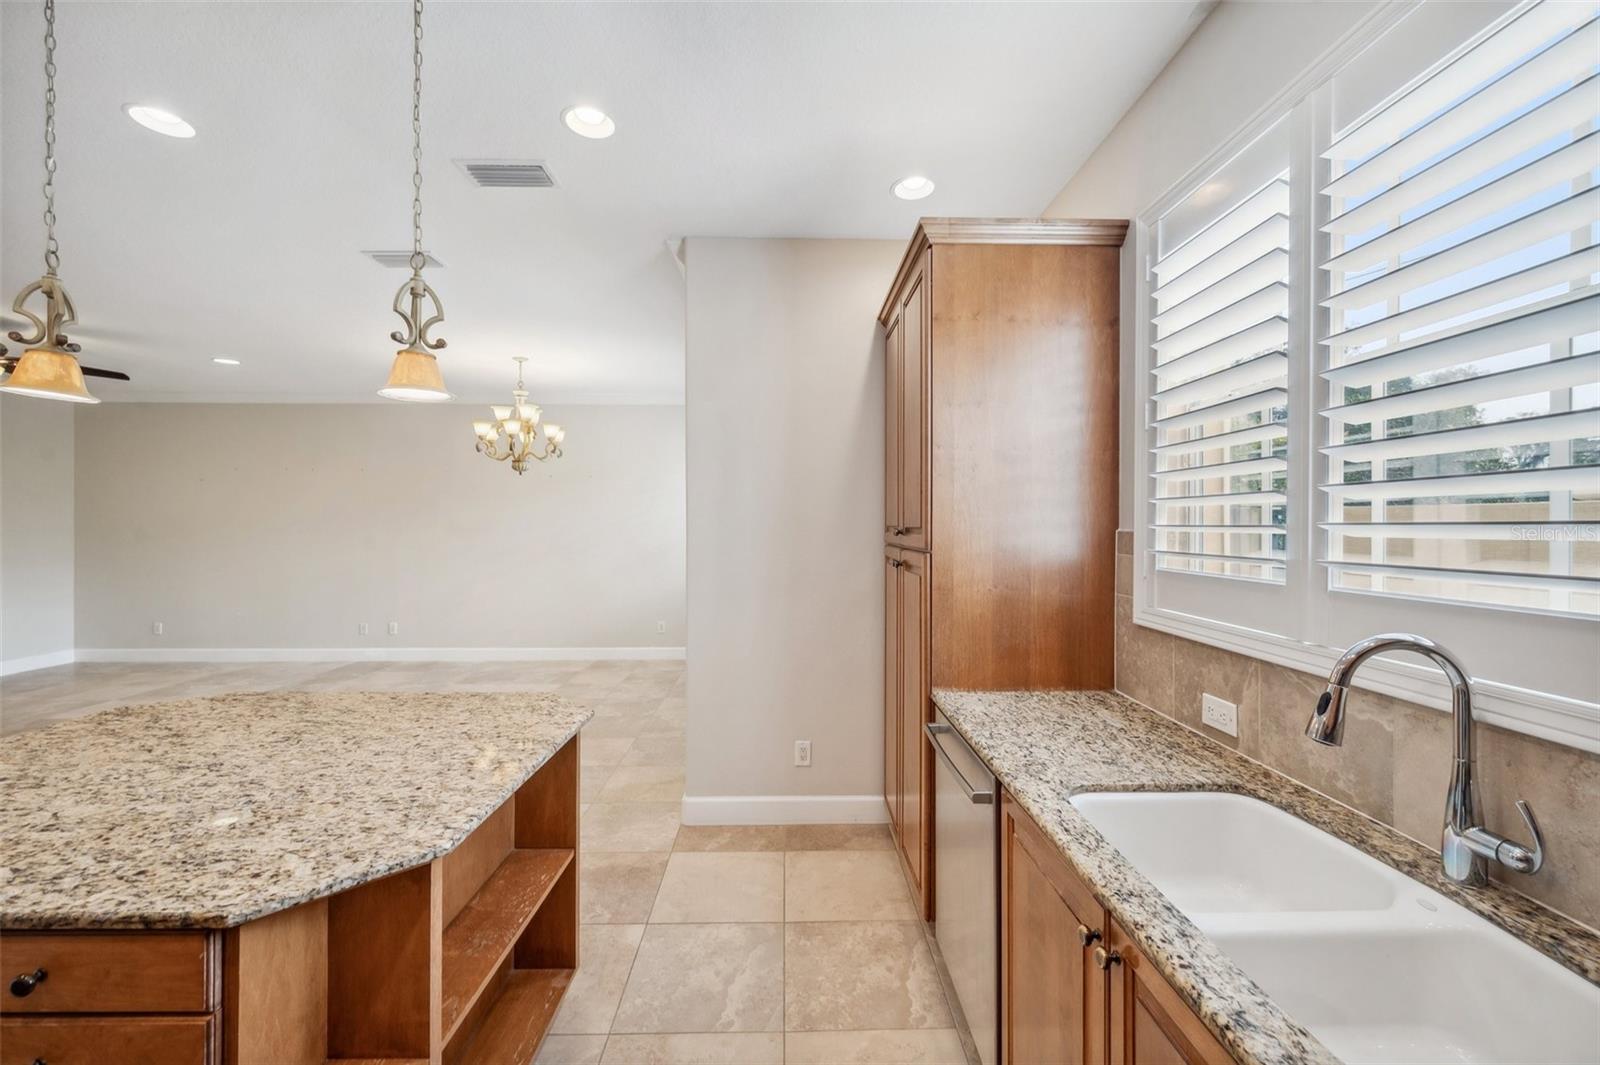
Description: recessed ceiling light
xmin=562 ymin=105 xmax=615 ymax=140
xmin=892 ymin=175 xmax=935 ymax=201
xmin=124 ymin=104 xmax=196 ymax=139
xmin=211 ymin=356 xmax=240 ymax=366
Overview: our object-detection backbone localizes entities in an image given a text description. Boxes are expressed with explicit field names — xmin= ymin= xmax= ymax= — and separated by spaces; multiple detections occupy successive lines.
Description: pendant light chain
xmin=41 ymin=0 xmax=60 ymax=277
xmin=409 ymin=0 xmax=425 ymax=274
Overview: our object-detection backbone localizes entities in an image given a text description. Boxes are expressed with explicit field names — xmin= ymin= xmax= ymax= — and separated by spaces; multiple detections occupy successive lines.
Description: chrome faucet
xmin=1306 ymin=633 xmax=1544 ymax=886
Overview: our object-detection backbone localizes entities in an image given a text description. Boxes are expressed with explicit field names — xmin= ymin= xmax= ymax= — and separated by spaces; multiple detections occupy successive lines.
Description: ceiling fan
xmin=0 ymin=317 xmax=131 ymax=383
xmin=0 ymin=338 xmax=130 ymax=383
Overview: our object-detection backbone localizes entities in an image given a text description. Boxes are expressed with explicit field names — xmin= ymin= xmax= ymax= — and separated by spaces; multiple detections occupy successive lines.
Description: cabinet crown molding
xmin=878 ymin=217 xmax=1130 ymax=324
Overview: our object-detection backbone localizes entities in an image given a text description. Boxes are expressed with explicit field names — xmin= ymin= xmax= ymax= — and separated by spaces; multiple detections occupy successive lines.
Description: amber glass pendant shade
xmin=378 ymin=347 xmax=451 ymax=402
xmin=0 ymin=347 xmax=99 ymax=404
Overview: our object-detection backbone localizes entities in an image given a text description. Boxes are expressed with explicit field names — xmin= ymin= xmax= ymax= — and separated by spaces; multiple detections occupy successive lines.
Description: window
xmin=1134 ymin=0 xmax=1600 ymax=747
xmin=1318 ymin=0 xmax=1599 ymax=618
xmin=1149 ymin=121 xmax=1293 ymax=586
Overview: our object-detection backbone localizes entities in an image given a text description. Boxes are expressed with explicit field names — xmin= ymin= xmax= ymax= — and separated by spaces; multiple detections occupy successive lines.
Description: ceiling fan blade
xmin=0 ymin=356 xmax=131 ymax=382
xmin=80 ymin=366 xmax=132 ymax=381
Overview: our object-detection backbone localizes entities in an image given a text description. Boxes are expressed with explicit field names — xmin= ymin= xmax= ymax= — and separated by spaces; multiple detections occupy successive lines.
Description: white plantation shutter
xmin=1148 ymin=124 xmax=1293 ymax=584
xmin=1318 ymin=0 xmax=1600 ymax=618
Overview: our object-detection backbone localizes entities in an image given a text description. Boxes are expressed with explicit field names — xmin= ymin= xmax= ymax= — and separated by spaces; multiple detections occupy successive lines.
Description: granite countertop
xmin=933 ymin=688 xmax=1600 ymax=1065
xmin=0 ymin=691 xmax=591 ymax=930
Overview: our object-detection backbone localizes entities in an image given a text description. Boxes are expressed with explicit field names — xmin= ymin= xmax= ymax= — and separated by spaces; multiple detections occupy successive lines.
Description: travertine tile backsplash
xmin=1114 ymin=531 xmax=1600 ymax=930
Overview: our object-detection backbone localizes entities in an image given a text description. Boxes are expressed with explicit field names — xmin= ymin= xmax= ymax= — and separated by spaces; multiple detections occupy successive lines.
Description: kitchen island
xmin=0 ymin=690 xmax=591 ymax=1064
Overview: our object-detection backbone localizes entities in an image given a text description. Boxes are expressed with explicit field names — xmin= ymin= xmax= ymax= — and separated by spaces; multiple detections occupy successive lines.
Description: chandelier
xmin=1 ymin=0 xmax=98 ymax=404
xmin=473 ymin=358 xmax=566 ymax=474
xmin=378 ymin=0 xmax=451 ymax=402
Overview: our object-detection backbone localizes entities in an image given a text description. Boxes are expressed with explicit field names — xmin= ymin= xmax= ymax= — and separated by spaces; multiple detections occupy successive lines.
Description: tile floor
xmin=0 ymin=660 xmax=966 ymax=1064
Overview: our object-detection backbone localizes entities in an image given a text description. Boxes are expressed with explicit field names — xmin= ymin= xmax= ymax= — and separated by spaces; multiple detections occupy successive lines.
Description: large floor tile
xmin=550 ymin=924 xmax=646 ymax=1035
xmin=581 ymin=852 xmax=670 ymax=924
xmin=672 ymin=825 xmax=786 ymax=852
xmin=784 ymin=851 xmax=915 ymax=922
xmin=581 ymin=765 xmax=616 ymax=803
xmin=784 ymin=922 xmax=950 ymax=1032
xmin=650 ymin=852 xmax=784 ymax=923
xmin=600 ymin=1033 xmax=784 ymax=1064
xmin=582 ymin=803 xmax=682 ymax=853
xmin=621 ymin=735 xmax=687 ymax=767
xmin=783 ymin=823 xmax=893 ymax=851
xmin=611 ymin=924 xmax=784 ymax=1034
xmin=534 ymin=1033 xmax=608 ymax=1064
xmin=598 ymin=766 xmax=685 ymax=802
xmin=582 ymin=738 xmax=637 ymax=767
xmin=783 ymin=1029 xmax=967 ymax=1064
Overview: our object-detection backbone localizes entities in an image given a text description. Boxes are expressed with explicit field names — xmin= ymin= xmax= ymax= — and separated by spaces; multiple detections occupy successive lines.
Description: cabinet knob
xmin=9 ymin=968 xmax=47 ymax=997
xmin=1092 ymin=946 xmax=1121 ymax=971
xmin=1077 ymin=924 xmax=1101 ymax=947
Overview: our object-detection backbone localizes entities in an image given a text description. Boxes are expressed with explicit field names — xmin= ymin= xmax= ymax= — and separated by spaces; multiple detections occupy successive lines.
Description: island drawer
xmin=1 ymin=931 xmax=220 ymax=1014
xmin=1 ymin=1013 xmax=216 ymax=1064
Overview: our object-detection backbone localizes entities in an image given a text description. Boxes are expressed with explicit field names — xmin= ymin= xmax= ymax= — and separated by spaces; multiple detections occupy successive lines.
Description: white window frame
xmin=1131 ymin=0 xmax=1600 ymax=754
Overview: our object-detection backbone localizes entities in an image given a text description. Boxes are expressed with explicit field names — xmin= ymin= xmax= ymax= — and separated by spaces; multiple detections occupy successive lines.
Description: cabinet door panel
xmin=884 ymin=315 xmax=903 ymax=537
xmin=883 ymin=550 xmax=901 ymax=837
xmin=1001 ymin=792 xmax=1105 ymax=1065
xmin=896 ymin=551 xmax=930 ymax=902
xmin=895 ymin=260 xmax=929 ymax=551
xmin=1106 ymin=920 xmax=1232 ymax=1065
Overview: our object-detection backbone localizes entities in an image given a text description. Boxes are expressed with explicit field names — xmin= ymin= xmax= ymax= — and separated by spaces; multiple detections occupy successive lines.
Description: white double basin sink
xmin=1069 ymin=792 xmax=1600 ymax=1064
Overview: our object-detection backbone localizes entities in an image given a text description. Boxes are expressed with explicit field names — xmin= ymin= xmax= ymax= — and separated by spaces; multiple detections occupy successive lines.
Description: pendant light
xmin=0 ymin=0 xmax=98 ymax=405
xmin=378 ymin=0 xmax=451 ymax=402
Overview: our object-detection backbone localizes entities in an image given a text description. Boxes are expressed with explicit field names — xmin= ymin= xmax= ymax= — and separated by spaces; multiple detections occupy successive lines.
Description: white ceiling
xmin=1 ymin=1 xmax=1206 ymax=404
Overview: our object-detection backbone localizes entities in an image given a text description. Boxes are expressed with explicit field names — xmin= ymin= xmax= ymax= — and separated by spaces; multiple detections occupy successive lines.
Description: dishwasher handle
xmin=925 ymin=722 xmax=994 ymax=805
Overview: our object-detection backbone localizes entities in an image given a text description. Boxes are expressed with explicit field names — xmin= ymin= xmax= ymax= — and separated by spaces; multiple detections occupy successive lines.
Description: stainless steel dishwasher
xmin=927 ymin=709 xmax=998 ymax=1065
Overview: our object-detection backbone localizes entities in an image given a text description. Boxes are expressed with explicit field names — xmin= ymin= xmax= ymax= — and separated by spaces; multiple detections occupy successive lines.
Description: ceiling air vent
xmin=456 ymin=159 xmax=557 ymax=188
xmin=363 ymin=250 xmax=445 ymax=269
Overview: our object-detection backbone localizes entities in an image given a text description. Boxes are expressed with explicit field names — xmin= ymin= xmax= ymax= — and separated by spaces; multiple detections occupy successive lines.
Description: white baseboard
xmin=681 ymin=794 xmax=889 ymax=826
xmin=0 ymin=649 xmax=76 ymax=677
xmin=73 ymin=646 xmax=686 ymax=664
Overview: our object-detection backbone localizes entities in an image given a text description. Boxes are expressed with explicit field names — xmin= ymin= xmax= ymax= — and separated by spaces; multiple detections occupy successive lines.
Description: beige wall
xmin=73 ymin=403 xmax=685 ymax=652
xmin=1 ymin=396 xmax=75 ymax=671
xmin=683 ymin=237 xmax=903 ymax=820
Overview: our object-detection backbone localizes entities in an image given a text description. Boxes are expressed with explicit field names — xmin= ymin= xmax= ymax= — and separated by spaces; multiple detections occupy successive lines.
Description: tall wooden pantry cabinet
xmin=880 ymin=218 xmax=1126 ymax=918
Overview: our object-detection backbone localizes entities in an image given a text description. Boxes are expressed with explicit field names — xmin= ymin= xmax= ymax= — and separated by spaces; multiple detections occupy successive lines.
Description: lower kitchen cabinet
xmin=885 ymin=546 xmax=932 ymax=918
xmin=1000 ymin=791 xmax=1233 ymax=1065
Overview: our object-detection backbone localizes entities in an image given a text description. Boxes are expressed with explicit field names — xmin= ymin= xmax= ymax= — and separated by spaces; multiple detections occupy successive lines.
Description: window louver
xmin=1149 ymin=129 xmax=1293 ymax=584
xmin=1318 ymin=0 xmax=1600 ymax=617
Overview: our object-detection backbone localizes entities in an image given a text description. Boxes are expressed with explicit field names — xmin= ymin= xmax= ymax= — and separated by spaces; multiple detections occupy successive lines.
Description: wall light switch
xmin=387 ymin=621 xmax=400 ymax=637
xmin=1201 ymin=693 xmax=1238 ymax=737
xmin=794 ymin=740 xmax=812 ymax=767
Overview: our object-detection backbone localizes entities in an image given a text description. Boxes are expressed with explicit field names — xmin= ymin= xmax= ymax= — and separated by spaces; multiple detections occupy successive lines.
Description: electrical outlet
xmin=656 ymin=620 xmax=667 ymax=635
xmin=1201 ymin=693 xmax=1238 ymax=737
xmin=358 ymin=622 xmax=369 ymax=636
xmin=794 ymin=740 xmax=812 ymax=767
xmin=388 ymin=621 xmax=399 ymax=636
xmin=151 ymin=621 xmax=164 ymax=637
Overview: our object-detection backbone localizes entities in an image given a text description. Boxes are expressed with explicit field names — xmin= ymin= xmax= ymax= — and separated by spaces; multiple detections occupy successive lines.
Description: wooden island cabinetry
xmin=1000 ymin=791 xmax=1233 ymax=1065
xmin=880 ymin=218 xmax=1126 ymax=918
xmin=1 ymin=693 xmax=588 ymax=1065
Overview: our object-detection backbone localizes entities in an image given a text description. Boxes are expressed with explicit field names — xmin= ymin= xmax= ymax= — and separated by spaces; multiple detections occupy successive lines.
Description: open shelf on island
xmin=441 ymin=848 xmax=573 ymax=1041
xmin=450 ymin=969 xmax=574 ymax=1065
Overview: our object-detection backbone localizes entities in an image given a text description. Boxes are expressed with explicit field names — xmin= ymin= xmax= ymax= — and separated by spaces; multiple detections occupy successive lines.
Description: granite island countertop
xmin=933 ymin=688 xmax=1600 ymax=1065
xmin=0 ymin=691 xmax=591 ymax=930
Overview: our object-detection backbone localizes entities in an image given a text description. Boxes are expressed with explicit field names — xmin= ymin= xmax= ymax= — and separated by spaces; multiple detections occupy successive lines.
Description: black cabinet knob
xmin=9 ymin=967 xmax=47 ymax=997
